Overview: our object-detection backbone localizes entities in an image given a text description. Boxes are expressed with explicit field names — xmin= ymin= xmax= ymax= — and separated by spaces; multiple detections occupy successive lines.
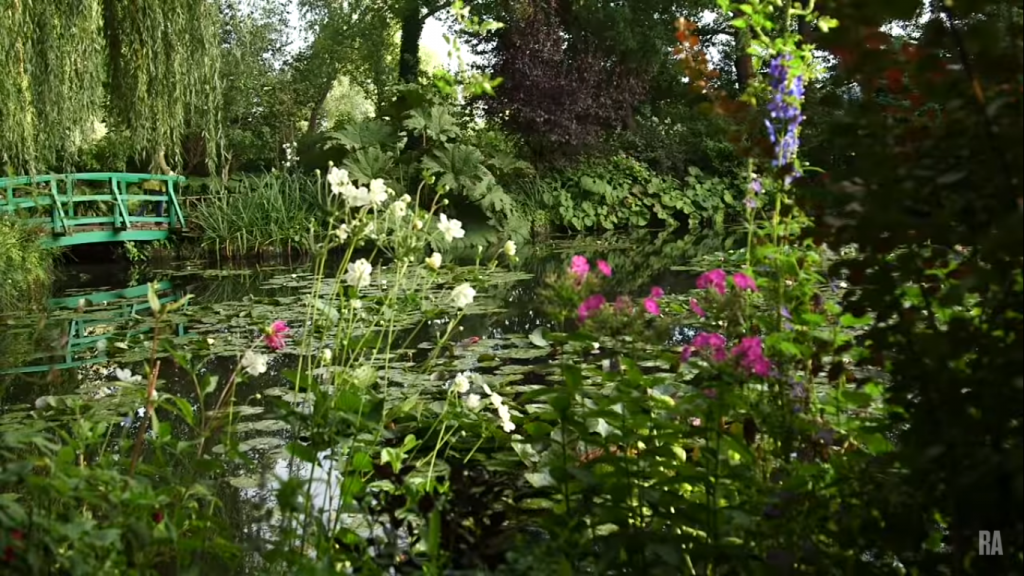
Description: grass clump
xmin=0 ymin=217 xmax=56 ymax=313
xmin=185 ymin=172 xmax=325 ymax=257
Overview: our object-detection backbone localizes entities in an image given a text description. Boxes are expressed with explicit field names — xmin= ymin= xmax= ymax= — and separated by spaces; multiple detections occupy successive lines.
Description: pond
xmin=0 ymin=229 xmax=736 ymax=572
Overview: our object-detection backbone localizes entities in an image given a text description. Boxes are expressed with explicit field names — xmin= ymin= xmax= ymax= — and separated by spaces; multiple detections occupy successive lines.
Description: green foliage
xmin=185 ymin=172 xmax=324 ymax=256
xmin=0 ymin=218 xmax=55 ymax=314
xmin=530 ymin=156 xmax=743 ymax=233
xmin=608 ymin=104 xmax=743 ymax=180
xmin=322 ymin=87 xmax=534 ymax=241
xmin=0 ymin=0 xmax=221 ymax=172
xmin=214 ymin=0 xmax=304 ymax=174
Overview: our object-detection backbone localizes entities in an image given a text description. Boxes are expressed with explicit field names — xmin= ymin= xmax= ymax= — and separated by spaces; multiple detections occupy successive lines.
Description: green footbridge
xmin=0 ymin=172 xmax=186 ymax=247
xmin=0 ymin=281 xmax=189 ymax=375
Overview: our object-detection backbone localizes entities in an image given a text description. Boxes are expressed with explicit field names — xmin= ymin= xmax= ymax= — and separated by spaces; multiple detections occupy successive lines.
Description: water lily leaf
xmin=528 ymin=328 xmax=549 ymax=348
xmin=235 ymin=420 xmax=290 ymax=433
xmin=237 ymin=437 xmax=287 ymax=452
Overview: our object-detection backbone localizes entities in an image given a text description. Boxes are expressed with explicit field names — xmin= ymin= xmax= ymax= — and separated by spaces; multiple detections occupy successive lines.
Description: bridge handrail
xmin=0 ymin=172 xmax=186 ymax=187
xmin=0 ymin=172 xmax=187 ymax=238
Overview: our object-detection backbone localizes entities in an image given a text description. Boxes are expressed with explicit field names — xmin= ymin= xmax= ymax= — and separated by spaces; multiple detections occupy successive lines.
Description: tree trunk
xmin=306 ymin=87 xmax=331 ymax=137
xmin=733 ymin=10 xmax=754 ymax=93
xmin=150 ymin=147 xmax=172 ymax=175
xmin=398 ymin=0 xmax=424 ymax=84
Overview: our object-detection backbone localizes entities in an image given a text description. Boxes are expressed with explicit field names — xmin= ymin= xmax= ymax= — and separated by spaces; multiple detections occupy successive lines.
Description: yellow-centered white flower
xmin=344 ymin=258 xmax=373 ymax=289
xmin=437 ymin=213 xmax=465 ymax=242
xmin=425 ymin=252 xmax=442 ymax=270
xmin=240 ymin=350 xmax=269 ymax=376
xmin=452 ymin=372 xmax=471 ymax=394
xmin=450 ymin=283 xmax=475 ymax=309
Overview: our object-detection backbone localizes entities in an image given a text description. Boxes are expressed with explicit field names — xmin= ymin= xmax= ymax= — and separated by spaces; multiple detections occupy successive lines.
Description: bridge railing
xmin=0 ymin=281 xmax=188 ymax=375
xmin=0 ymin=173 xmax=186 ymax=243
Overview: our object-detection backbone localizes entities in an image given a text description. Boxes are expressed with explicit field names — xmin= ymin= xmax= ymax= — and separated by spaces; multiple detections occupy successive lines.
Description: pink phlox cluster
xmin=597 ymin=260 xmax=613 ymax=277
xmin=577 ymin=294 xmax=607 ymax=322
xmin=689 ymin=298 xmax=705 ymax=318
xmin=569 ymin=255 xmax=590 ymax=279
xmin=731 ymin=336 xmax=771 ymax=376
xmin=680 ymin=333 xmax=772 ymax=377
xmin=732 ymin=272 xmax=759 ymax=292
xmin=681 ymin=332 xmax=727 ymax=362
xmin=696 ymin=269 xmax=727 ymax=295
xmin=696 ymin=268 xmax=759 ymax=294
xmin=643 ymin=286 xmax=665 ymax=316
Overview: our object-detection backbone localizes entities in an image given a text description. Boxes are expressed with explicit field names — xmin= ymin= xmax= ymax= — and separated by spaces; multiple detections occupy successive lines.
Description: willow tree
xmin=0 ymin=0 xmax=221 ymax=173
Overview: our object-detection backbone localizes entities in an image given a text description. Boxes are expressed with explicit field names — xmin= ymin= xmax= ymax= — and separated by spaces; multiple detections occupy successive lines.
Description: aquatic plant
xmin=0 ymin=217 xmax=56 ymax=314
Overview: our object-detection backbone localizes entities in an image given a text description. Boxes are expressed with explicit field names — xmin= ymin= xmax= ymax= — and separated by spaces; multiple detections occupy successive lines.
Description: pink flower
xmin=643 ymin=297 xmax=661 ymax=316
xmin=693 ymin=332 xmax=726 ymax=350
xmin=682 ymin=332 xmax=727 ymax=363
xmin=649 ymin=286 xmax=664 ymax=299
xmin=577 ymin=294 xmax=606 ymax=322
xmin=264 ymin=320 xmax=289 ymax=351
xmin=597 ymin=260 xmax=613 ymax=277
xmin=732 ymin=272 xmax=758 ymax=292
xmin=689 ymin=298 xmax=705 ymax=318
xmin=696 ymin=269 xmax=727 ymax=295
xmin=731 ymin=336 xmax=771 ymax=377
xmin=569 ymin=255 xmax=590 ymax=279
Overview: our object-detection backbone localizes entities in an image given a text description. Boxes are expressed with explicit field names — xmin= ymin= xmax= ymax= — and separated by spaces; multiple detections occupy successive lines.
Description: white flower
xmin=450 ymin=283 xmax=475 ymax=309
xmin=437 ymin=214 xmax=465 ymax=242
xmin=452 ymin=372 xmax=471 ymax=394
xmin=489 ymin=393 xmax=515 ymax=432
xmin=465 ymin=393 xmax=482 ymax=410
xmin=346 ymin=185 xmax=372 ymax=207
xmin=503 ymin=240 xmax=517 ymax=257
xmin=114 ymin=367 xmax=142 ymax=384
xmin=391 ymin=199 xmax=408 ymax=218
xmin=351 ymin=299 xmax=363 ymax=309
xmin=369 ymin=178 xmax=390 ymax=196
xmin=240 ymin=350 xmax=268 ymax=376
xmin=344 ymin=258 xmax=373 ymax=289
xmin=413 ymin=219 xmax=424 ymax=231
xmin=425 ymin=252 xmax=442 ymax=270
xmin=327 ymin=167 xmax=350 ymax=193
xmin=399 ymin=194 xmax=412 ymax=204
xmin=334 ymin=224 xmax=349 ymax=243
xmin=366 ymin=179 xmax=389 ymax=207
xmin=320 ymin=348 xmax=333 ymax=363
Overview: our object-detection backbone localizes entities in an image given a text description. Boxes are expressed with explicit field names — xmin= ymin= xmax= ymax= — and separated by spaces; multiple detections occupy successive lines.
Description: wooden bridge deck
xmin=0 ymin=172 xmax=187 ymax=247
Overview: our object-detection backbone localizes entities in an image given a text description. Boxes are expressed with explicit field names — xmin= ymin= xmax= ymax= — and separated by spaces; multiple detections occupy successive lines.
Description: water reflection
xmin=0 ymin=280 xmax=188 ymax=376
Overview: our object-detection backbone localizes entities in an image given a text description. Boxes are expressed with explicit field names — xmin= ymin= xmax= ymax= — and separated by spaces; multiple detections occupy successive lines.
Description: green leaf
xmin=528 ymin=327 xmax=550 ymax=348
xmin=147 ymin=283 xmax=162 ymax=314
xmin=381 ymin=447 xmax=405 ymax=473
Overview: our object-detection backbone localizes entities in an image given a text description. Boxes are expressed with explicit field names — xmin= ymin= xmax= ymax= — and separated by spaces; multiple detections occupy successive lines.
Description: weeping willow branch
xmin=0 ymin=0 xmax=221 ymax=173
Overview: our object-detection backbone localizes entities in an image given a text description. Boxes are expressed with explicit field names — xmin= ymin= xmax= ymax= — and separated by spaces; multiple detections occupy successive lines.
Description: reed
xmin=186 ymin=172 xmax=325 ymax=257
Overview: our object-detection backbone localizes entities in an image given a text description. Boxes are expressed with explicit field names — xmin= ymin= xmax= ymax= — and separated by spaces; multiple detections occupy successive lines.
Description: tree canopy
xmin=1 ymin=0 xmax=221 ymax=173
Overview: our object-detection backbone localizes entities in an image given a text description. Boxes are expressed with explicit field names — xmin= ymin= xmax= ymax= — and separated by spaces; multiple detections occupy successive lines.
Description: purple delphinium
xmin=765 ymin=55 xmax=806 ymax=181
